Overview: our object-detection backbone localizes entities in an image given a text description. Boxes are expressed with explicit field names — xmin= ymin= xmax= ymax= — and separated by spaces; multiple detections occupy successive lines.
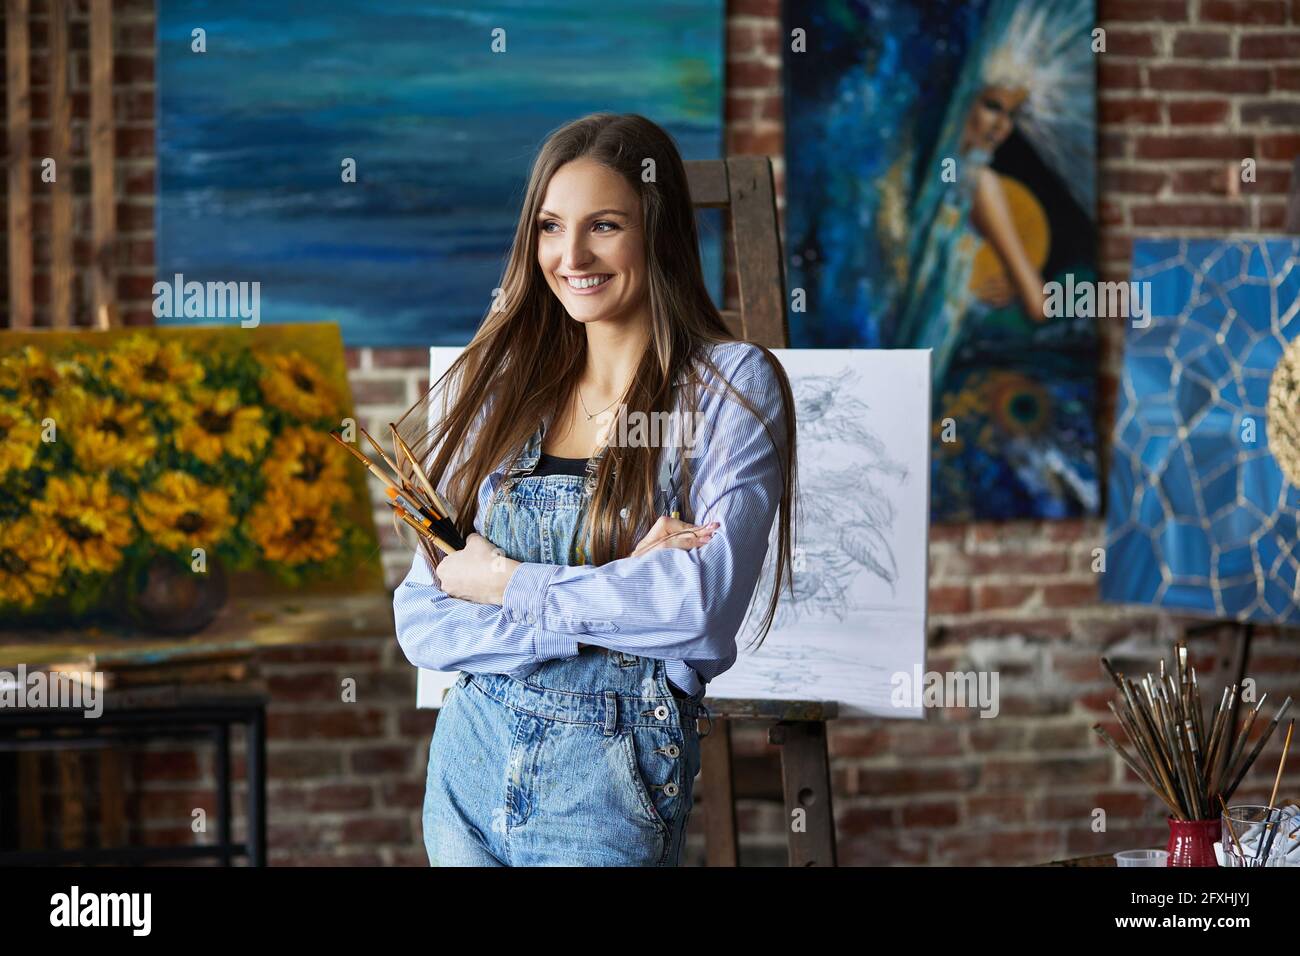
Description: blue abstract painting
xmin=783 ymin=0 xmax=1098 ymax=521
xmin=157 ymin=1 xmax=724 ymax=346
xmin=1102 ymin=238 xmax=1300 ymax=625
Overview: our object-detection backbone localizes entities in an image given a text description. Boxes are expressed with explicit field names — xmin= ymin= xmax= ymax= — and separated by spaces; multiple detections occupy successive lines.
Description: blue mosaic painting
xmin=1102 ymin=238 xmax=1300 ymax=624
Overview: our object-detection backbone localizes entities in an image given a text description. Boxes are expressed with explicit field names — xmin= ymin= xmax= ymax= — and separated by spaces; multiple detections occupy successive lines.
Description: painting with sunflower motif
xmin=1102 ymin=238 xmax=1300 ymax=624
xmin=784 ymin=0 xmax=1098 ymax=520
xmin=0 ymin=323 xmax=383 ymax=628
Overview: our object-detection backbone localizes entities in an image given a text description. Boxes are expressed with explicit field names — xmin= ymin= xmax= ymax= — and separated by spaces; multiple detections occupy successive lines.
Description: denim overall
xmin=422 ymin=420 xmax=709 ymax=866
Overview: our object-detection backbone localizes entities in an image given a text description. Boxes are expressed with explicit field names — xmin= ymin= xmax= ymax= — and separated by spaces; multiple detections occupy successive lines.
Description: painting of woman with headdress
xmin=785 ymin=0 xmax=1098 ymax=520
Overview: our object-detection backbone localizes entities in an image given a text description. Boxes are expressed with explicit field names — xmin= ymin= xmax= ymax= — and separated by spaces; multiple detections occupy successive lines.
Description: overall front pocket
xmin=618 ymin=725 xmax=684 ymax=841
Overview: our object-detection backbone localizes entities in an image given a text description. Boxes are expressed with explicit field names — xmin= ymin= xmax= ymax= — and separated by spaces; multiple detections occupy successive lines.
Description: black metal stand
xmin=0 ymin=691 xmax=267 ymax=866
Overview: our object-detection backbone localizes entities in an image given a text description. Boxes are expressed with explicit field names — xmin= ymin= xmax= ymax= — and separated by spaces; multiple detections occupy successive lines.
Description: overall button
xmin=653 ymin=705 xmax=670 ymax=721
xmin=525 ymin=612 xmax=536 ymax=623
xmin=665 ymin=743 xmax=681 ymax=759
xmin=663 ymin=782 xmax=680 ymax=798
xmin=619 ymin=507 xmax=629 ymax=519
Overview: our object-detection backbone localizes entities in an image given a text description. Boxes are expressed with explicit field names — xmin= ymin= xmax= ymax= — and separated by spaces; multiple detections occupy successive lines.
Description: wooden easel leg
xmin=700 ymin=718 xmax=738 ymax=867
xmin=770 ymin=720 xmax=837 ymax=867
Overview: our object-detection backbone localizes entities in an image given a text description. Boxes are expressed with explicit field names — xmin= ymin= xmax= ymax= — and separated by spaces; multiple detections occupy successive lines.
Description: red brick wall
xmin=7 ymin=0 xmax=1299 ymax=865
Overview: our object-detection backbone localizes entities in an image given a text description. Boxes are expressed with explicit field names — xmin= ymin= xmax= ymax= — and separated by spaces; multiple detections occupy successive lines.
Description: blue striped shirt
xmin=393 ymin=341 xmax=787 ymax=697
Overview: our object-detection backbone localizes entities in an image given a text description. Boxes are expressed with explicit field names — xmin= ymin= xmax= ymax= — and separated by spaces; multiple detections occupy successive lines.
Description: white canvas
xmin=416 ymin=347 xmax=476 ymax=709
xmin=416 ymin=347 xmax=931 ymax=718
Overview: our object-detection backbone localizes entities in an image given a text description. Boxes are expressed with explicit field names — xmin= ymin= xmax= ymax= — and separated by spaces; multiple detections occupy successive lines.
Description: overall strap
xmin=514 ymin=420 xmax=545 ymax=476
xmin=484 ymin=419 xmax=546 ymax=526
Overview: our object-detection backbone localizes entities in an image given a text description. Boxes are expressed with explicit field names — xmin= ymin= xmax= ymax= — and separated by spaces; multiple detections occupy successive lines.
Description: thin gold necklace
xmin=576 ymin=383 xmax=627 ymax=421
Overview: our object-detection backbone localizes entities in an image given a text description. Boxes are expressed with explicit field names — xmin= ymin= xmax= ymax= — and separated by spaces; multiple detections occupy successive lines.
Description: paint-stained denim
xmin=422 ymin=471 xmax=706 ymax=866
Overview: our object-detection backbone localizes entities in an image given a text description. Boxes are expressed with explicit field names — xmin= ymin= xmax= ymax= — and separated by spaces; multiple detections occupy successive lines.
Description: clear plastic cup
xmin=1114 ymin=849 xmax=1169 ymax=867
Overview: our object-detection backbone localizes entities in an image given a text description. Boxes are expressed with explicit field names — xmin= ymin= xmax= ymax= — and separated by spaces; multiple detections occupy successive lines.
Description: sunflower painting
xmin=0 ymin=323 xmax=382 ymax=627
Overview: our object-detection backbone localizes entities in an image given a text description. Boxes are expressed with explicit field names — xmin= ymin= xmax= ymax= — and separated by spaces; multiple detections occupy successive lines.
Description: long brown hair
xmin=395 ymin=112 xmax=797 ymax=649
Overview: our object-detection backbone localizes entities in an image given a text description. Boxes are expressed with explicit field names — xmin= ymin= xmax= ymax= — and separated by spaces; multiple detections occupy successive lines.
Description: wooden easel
xmin=684 ymin=158 xmax=838 ymax=867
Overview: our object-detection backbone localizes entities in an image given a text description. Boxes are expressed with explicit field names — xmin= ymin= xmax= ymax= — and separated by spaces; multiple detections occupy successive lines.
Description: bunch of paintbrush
xmin=1092 ymin=641 xmax=1294 ymax=821
xmin=330 ymin=424 xmax=466 ymax=555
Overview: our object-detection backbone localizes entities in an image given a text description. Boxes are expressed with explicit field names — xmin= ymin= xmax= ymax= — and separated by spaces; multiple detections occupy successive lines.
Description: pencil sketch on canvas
xmin=710 ymin=348 xmax=931 ymax=718
xmin=761 ymin=365 xmax=912 ymax=622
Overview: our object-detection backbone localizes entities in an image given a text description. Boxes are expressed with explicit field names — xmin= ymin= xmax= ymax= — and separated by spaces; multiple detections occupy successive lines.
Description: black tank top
xmin=530 ymin=452 xmax=590 ymax=478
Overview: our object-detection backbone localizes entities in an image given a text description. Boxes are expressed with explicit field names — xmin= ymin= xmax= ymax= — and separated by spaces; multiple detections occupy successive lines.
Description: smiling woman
xmin=535 ymin=162 xmax=648 ymax=337
xmin=390 ymin=113 xmax=799 ymax=867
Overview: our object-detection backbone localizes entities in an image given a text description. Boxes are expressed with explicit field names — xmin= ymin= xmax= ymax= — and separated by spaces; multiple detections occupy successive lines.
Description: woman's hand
xmin=629 ymin=515 xmax=719 ymax=559
xmin=434 ymin=533 xmax=520 ymax=605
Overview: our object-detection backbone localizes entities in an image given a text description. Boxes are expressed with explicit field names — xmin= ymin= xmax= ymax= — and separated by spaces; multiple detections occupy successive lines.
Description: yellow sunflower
xmin=248 ymin=486 xmax=342 ymax=565
xmin=136 ymin=471 xmax=237 ymax=553
xmin=263 ymin=426 xmax=351 ymax=504
xmin=0 ymin=403 xmax=42 ymax=473
xmin=68 ymin=349 xmax=113 ymax=379
xmin=0 ymin=516 xmax=62 ymax=608
xmin=63 ymin=392 xmax=158 ymax=475
xmin=32 ymin=474 xmax=134 ymax=575
xmin=173 ymin=387 xmax=270 ymax=464
xmin=0 ymin=345 xmax=84 ymax=417
xmin=259 ymin=352 xmax=338 ymax=421
xmin=106 ymin=334 xmax=204 ymax=404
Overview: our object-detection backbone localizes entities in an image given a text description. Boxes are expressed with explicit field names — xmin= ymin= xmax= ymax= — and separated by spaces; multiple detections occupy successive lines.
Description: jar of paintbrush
xmin=1093 ymin=641 xmax=1294 ymax=867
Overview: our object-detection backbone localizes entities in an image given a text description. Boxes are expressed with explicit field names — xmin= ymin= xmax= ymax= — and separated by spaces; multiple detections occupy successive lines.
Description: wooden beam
xmin=700 ymin=719 xmax=739 ymax=866
xmin=50 ymin=0 xmax=73 ymax=328
xmin=726 ymin=156 xmax=788 ymax=348
xmin=684 ymin=159 xmax=729 ymax=207
xmin=5 ymin=0 xmax=33 ymax=329
xmin=718 ymin=308 xmax=744 ymax=340
xmin=89 ymin=0 xmax=117 ymax=329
